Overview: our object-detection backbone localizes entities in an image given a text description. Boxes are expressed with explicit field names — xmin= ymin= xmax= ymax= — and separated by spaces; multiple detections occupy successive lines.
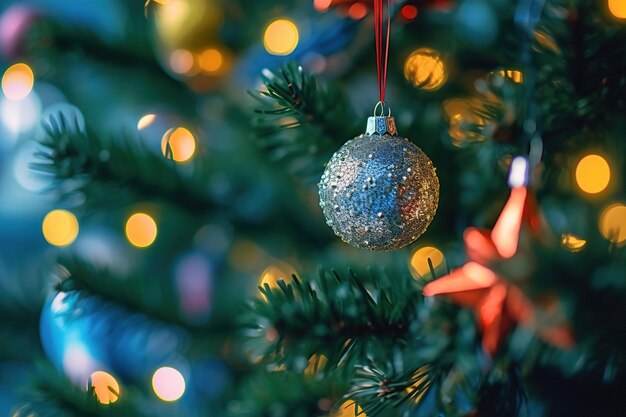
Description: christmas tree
xmin=0 ymin=0 xmax=625 ymax=416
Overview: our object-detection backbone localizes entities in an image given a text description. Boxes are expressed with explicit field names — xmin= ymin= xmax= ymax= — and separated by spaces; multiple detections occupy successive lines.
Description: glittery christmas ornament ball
xmin=319 ymin=115 xmax=439 ymax=251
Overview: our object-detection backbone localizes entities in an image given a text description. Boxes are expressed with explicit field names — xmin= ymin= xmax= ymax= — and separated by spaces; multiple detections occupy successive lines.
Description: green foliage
xmin=535 ymin=0 xmax=626 ymax=134
xmin=252 ymin=62 xmax=360 ymax=183
xmin=0 ymin=262 xmax=48 ymax=361
xmin=474 ymin=366 xmax=526 ymax=417
xmin=230 ymin=370 xmax=346 ymax=417
xmin=33 ymin=115 xmax=214 ymax=214
xmin=54 ymin=257 xmax=183 ymax=327
xmin=52 ymin=256 xmax=245 ymax=343
xmin=13 ymin=363 xmax=145 ymax=417
xmin=525 ymin=232 xmax=626 ymax=374
xmin=348 ymin=364 xmax=435 ymax=416
xmin=246 ymin=268 xmax=503 ymax=417
xmin=246 ymin=268 xmax=421 ymax=372
xmin=9 ymin=0 xmax=626 ymax=416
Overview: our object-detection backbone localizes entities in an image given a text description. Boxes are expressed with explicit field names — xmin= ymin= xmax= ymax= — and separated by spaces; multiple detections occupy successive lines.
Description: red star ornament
xmin=423 ymin=186 xmax=574 ymax=355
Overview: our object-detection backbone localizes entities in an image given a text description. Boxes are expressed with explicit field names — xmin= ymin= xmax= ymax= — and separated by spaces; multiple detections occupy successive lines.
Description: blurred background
xmin=0 ymin=0 xmax=625 ymax=416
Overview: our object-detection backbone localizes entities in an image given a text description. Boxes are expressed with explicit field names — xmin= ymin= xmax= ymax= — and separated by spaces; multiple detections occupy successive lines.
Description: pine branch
xmin=23 ymin=17 xmax=198 ymax=119
xmin=347 ymin=364 xmax=434 ymax=417
xmin=26 ymin=18 xmax=155 ymax=71
xmin=54 ymin=255 xmax=240 ymax=338
xmin=33 ymin=115 xmax=215 ymax=214
xmin=245 ymin=267 xmax=421 ymax=373
xmin=345 ymin=348 xmax=527 ymax=417
xmin=475 ymin=365 xmax=526 ymax=417
xmin=252 ymin=62 xmax=360 ymax=183
xmin=0 ymin=261 xmax=49 ymax=360
xmin=54 ymin=256 xmax=182 ymax=327
xmin=229 ymin=370 xmax=346 ymax=417
xmin=14 ymin=362 xmax=146 ymax=417
xmin=534 ymin=0 xmax=626 ymax=136
xmin=342 ymin=313 xmax=484 ymax=417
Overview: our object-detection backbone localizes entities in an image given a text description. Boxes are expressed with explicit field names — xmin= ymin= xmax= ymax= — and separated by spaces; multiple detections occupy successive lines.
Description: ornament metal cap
xmin=366 ymin=101 xmax=398 ymax=136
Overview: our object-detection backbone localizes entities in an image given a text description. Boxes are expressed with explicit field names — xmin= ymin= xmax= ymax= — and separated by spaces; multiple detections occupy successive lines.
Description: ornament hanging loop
xmin=367 ymin=101 xmax=397 ymax=136
xmin=369 ymin=0 xmax=393 ymax=136
xmin=374 ymin=0 xmax=391 ymax=103
xmin=373 ymin=101 xmax=392 ymax=117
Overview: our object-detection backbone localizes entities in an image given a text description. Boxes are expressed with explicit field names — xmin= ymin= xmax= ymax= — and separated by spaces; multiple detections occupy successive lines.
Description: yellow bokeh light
xmin=137 ymin=114 xmax=157 ymax=130
xmin=263 ymin=19 xmax=299 ymax=56
xmin=125 ymin=212 xmax=158 ymax=248
xmin=534 ymin=31 xmax=560 ymax=53
xmin=560 ymin=233 xmax=587 ymax=252
xmin=259 ymin=263 xmax=296 ymax=290
xmin=228 ymin=239 xmax=265 ymax=273
xmin=405 ymin=366 xmax=431 ymax=404
xmin=409 ymin=246 xmax=445 ymax=278
xmin=153 ymin=0 xmax=221 ymax=50
xmin=198 ymin=48 xmax=224 ymax=73
xmin=89 ymin=371 xmax=120 ymax=404
xmin=575 ymin=154 xmax=611 ymax=194
xmin=152 ymin=367 xmax=186 ymax=402
xmin=42 ymin=209 xmax=79 ymax=247
xmin=332 ymin=401 xmax=364 ymax=417
xmin=169 ymin=49 xmax=195 ymax=74
xmin=2 ymin=63 xmax=34 ymax=101
xmin=609 ymin=0 xmax=626 ymax=19
xmin=599 ymin=203 xmax=626 ymax=244
xmin=496 ymin=69 xmax=523 ymax=83
xmin=161 ymin=127 xmax=196 ymax=162
xmin=304 ymin=354 xmax=328 ymax=376
xmin=443 ymin=98 xmax=486 ymax=144
xmin=404 ymin=48 xmax=447 ymax=91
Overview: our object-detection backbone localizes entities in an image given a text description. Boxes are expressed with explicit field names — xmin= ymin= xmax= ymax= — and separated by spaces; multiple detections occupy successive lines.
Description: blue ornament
xmin=40 ymin=290 xmax=186 ymax=386
xmin=318 ymin=115 xmax=439 ymax=250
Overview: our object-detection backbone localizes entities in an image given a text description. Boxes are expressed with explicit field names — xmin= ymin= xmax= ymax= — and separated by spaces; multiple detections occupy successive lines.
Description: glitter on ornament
xmin=319 ymin=113 xmax=439 ymax=251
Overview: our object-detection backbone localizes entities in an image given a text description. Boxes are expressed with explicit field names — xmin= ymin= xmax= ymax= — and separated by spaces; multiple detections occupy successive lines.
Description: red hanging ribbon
xmin=374 ymin=0 xmax=391 ymax=103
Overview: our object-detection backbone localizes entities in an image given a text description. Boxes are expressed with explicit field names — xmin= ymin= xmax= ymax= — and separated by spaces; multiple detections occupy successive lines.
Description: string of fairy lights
xmin=0 ymin=0 xmax=625 ymax=408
